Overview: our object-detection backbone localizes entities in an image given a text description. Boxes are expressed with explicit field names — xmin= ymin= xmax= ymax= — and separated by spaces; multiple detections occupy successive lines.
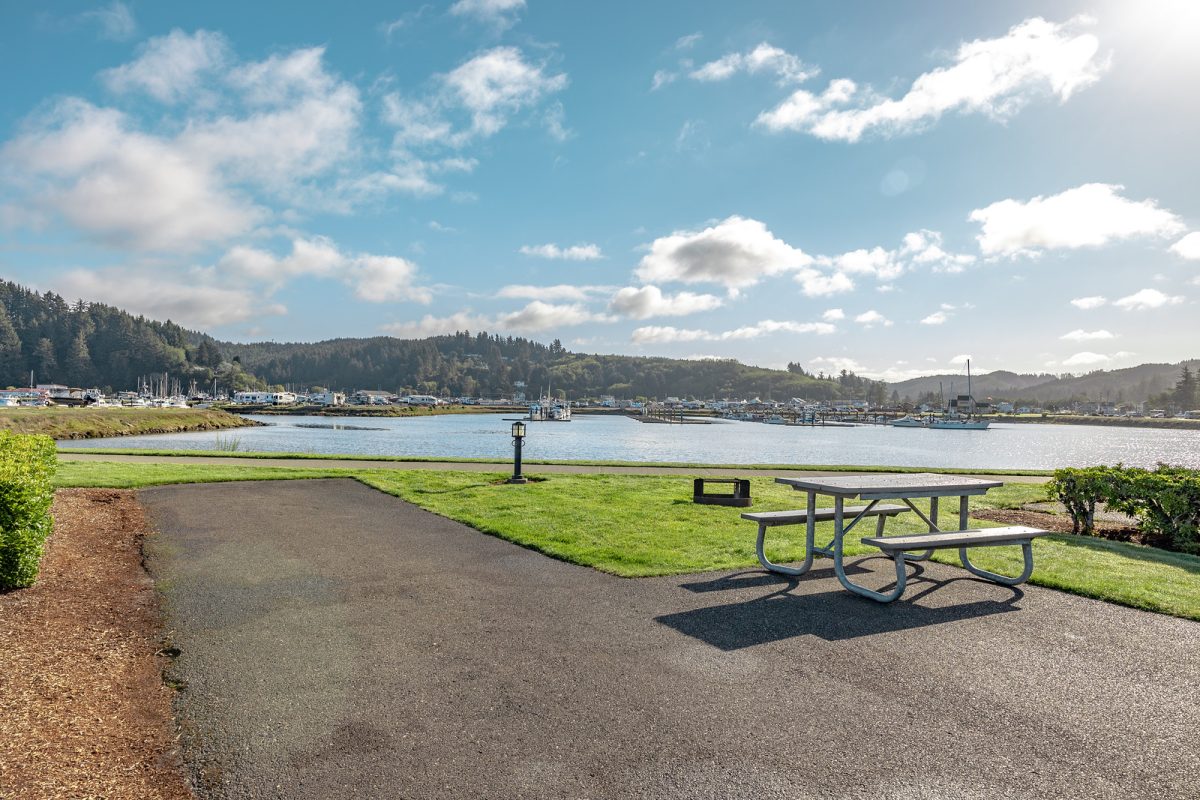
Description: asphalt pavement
xmin=141 ymin=479 xmax=1197 ymax=799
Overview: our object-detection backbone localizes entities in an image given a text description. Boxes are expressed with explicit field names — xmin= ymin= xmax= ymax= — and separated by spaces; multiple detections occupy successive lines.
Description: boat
xmin=929 ymin=360 xmax=990 ymax=430
xmin=763 ymin=414 xmax=787 ymax=425
xmin=890 ymin=415 xmax=928 ymax=428
xmin=549 ymin=402 xmax=572 ymax=421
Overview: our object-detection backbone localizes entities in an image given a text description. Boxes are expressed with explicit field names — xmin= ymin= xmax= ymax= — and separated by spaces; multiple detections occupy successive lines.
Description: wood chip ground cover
xmin=0 ymin=490 xmax=191 ymax=799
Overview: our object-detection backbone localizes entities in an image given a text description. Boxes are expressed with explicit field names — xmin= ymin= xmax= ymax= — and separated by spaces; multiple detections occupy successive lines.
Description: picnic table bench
xmin=758 ymin=474 xmax=1049 ymax=602
xmin=742 ymin=504 xmax=911 ymax=576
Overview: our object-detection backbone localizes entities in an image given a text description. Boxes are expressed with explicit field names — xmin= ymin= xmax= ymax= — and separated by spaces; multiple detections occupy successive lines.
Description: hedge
xmin=0 ymin=431 xmax=58 ymax=589
xmin=1049 ymin=464 xmax=1200 ymax=554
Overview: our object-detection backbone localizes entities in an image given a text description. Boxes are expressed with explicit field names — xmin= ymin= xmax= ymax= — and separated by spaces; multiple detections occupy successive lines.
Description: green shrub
xmin=1106 ymin=466 xmax=1200 ymax=555
xmin=0 ymin=432 xmax=58 ymax=589
xmin=1049 ymin=465 xmax=1122 ymax=535
xmin=1050 ymin=464 xmax=1200 ymax=553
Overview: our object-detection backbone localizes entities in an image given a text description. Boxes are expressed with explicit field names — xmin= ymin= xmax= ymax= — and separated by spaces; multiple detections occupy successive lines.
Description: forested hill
xmin=890 ymin=362 xmax=1200 ymax=405
xmin=219 ymin=333 xmax=851 ymax=401
xmin=0 ymin=280 xmax=258 ymax=391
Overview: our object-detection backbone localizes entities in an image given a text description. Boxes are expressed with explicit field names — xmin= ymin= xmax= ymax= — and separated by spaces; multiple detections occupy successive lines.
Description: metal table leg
xmin=832 ymin=495 xmax=907 ymax=603
xmin=755 ymin=490 xmax=817 ymax=576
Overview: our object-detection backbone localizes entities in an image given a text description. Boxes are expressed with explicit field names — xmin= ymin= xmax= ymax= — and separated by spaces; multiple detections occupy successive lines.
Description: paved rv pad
xmin=141 ymin=479 xmax=1198 ymax=799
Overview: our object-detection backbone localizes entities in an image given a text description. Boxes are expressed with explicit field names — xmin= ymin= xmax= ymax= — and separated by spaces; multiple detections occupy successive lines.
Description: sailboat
xmin=929 ymin=360 xmax=990 ymax=430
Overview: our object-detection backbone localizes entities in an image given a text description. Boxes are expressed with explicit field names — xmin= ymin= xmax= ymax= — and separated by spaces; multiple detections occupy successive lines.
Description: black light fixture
xmin=508 ymin=420 xmax=528 ymax=484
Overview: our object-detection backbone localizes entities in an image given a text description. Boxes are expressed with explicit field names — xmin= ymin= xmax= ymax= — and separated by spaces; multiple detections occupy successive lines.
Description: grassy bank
xmin=1 ymin=407 xmax=257 ymax=440
xmin=52 ymin=460 xmax=1200 ymax=621
xmin=54 ymin=448 xmax=1054 ymax=476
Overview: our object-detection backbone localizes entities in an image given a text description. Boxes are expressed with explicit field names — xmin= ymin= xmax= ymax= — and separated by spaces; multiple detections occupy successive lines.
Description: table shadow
xmin=657 ymin=572 xmax=1024 ymax=650
xmin=680 ymin=564 xmax=870 ymax=594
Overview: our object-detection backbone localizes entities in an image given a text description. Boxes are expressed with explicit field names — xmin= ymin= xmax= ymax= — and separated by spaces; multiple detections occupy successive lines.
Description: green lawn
xmin=53 ymin=460 xmax=1200 ymax=621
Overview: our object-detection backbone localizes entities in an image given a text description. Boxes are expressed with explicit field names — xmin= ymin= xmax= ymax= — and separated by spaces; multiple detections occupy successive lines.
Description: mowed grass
xmin=54 ymin=459 xmax=357 ymax=489
xmin=53 ymin=461 xmax=1200 ymax=621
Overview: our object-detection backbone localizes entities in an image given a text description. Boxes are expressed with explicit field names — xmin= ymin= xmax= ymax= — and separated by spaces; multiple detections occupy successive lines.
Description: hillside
xmin=3 ymin=278 xmax=1195 ymax=406
xmin=891 ymin=362 xmax=1198 ymax=405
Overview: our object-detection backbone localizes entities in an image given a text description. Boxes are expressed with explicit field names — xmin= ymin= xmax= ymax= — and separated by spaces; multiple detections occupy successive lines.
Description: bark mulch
xmin=0 ymin=489 xmax=191 ymax=800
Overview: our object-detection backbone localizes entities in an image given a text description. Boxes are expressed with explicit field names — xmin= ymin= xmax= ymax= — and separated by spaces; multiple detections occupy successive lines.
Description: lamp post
xmin=508 ymin=420 xmax=528 ymax=484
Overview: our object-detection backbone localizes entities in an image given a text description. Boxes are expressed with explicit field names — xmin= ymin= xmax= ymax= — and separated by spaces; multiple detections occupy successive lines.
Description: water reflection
xmin=66 ymin=413 xmax=1200 ymax=470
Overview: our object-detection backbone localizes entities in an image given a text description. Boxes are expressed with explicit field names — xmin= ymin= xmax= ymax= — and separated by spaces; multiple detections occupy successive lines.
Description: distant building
xmin=233 ymin=391 xmax=296 ymax=405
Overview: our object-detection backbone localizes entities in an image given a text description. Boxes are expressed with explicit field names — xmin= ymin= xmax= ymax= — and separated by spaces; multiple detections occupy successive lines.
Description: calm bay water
xmin=66 ymin=413 xmax=1200 ymax=470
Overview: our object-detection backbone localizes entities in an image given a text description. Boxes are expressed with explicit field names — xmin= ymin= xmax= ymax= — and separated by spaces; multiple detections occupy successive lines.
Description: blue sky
xmin=2 ymin=0 xmax=1199 ymax=380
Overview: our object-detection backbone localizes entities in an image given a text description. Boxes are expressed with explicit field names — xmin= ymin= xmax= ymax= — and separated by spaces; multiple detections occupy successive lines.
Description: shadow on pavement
xmin=658 ymin=571 xmax=1024 ymax=649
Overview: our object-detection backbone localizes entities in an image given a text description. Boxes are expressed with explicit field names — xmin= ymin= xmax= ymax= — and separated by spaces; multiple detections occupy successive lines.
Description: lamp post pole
xmin=508 ymin=420 xmax=528 ymax=484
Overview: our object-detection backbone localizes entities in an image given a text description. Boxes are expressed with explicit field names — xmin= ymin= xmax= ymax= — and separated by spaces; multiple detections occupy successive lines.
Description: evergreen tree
xmin=31 ymin=337 xmax=57 ymax=383
xmin=0 ymin=304 xmax=21 ymax=387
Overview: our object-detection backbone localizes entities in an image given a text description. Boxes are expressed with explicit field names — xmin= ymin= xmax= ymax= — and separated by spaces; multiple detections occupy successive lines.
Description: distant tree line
xmin=221 ymin=331 xmax=861 ymax=401
xmin=0 ymin=280 xmax=263 ymax=393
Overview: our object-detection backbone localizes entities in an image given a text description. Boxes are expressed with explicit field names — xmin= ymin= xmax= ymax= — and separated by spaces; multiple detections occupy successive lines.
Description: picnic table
xmin=760 ymin=473 xmax=1048 ymax=603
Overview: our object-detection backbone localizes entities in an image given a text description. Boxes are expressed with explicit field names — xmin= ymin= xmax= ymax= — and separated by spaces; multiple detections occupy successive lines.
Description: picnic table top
xmin=774 ymin=472 xmax=1003 ymax=498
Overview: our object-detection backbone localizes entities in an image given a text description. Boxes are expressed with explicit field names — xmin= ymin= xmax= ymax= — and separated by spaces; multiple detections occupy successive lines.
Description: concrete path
xmin=141 ymin=479 xmax=1196 ymax=800
xmin=63 ymin=450 xmax=1051 ymax=483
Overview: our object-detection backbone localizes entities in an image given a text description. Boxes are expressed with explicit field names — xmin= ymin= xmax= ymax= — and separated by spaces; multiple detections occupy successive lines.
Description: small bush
xmin=1050 ymin=464 xmax=1200 ymax=554
xmin=0 ymin=431 xmax=58 ymax=589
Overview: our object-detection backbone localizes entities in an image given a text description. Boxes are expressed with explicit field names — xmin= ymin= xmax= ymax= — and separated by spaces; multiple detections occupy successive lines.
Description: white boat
xmin=549 ymin=403 xmax=572 ymax=421
xmin=928 ymin=417 xmax=990 ymax=430
xmin=890 ymin=415 xmax=927 ymax=428
xmin=929 ymin=360 xmax=990 ymax=430
xmin=763 ymin=414 xmax=787 ymax=425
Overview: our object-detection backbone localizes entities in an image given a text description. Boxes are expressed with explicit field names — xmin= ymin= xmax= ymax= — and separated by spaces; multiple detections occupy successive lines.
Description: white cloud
xmin=690 ymin=43 xmax=817 ymax=86
xmin=949 ymin=354 xmax=973 ymax=366
xmin=631 ymin=319 xmax=832 ymax=344
xmin=1170 ymin=232 xmax=1200 ymax=260
xmin=383 ymin=311 xmax=493 ymax=339
xmin=1112 ymin=288 xmax=1184 ymax=311
xmin=814 ymin=229 xmax=974 ymax=290
xmin=181 ymin=47 xmax=363 ymax=195
xmin=921 ymin=311 xmax=948 ymax=325
xmin=609 ymin=285 xmax=723 ymax=319
xmin=1 ymin=99 xmax=265 ymax=252
xmin=449 ymin=0 xmax=525 ymax=28
xmin=809 ymin=356 xmax=866 ymax=375
xmin=81 ymin=2 xmax=136 ymax=41
xmin=101 ymin=29 xmax=229 ymax=103
xmin=718 ymin=320 xmax=834 ymax=339
xmin=218 ymin=236 xmax=432 ymax=304
xmin=631 ymin=326 xmax=711 ymax=344
xmin=854 ymin=310 xmax=892 ymax=327
xmin=1062 ymin=351 xmax=1111 ymax=367
xmin=970 ymin=183 xmax=1184 ymax=257
xmin=496 ymin=284 xmax=610 ymax=301
xmin=1060 ymin=329 xmax=1114 ymax=341
xmin=498 ymin=301 xmax=614 ymax=332
xmin=444 ymin=47 xmax=568 ymax=137
xmin=636 ymin=216 xmax=812 ymax=290
xmin=651 ymin=70 xmax=678 ymax=91
xmin=675 ymin=33 xmax=703 ymax=50
xmin=821 ymin=308 xmax=845 ymax=321
xmin=54 ymin=267 xmax=284 ymax=329
xmin=518 ymin=242 xmax=603 ymax=260
xmin=756 ymin=16 xmax=1107 ymax=141
xmin=793 ymin=269 xmax=855 ymax=297
xmin=1071 ymin=295 xmax=1108 ymax=309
